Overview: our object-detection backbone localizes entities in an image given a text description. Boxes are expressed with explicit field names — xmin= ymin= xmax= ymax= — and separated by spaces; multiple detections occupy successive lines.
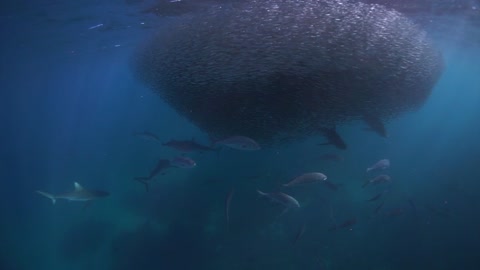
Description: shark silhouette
xmin=36 ymin=182 xmax=109 ymax=204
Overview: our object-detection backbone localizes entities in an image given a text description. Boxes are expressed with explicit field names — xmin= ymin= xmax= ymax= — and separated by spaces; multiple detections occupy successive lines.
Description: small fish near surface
xmin=134 ymin=159 xmax=172 ymax=192
xmin=362 ymin=174 xmax=391 ymax=188
xmin=162 ymin=138 xmax=217 ymax=153
xmin=132 ymin=130 xmax=161 ymax=142
xmin=137 ymin=159 xmax=171 ymax=179
xmin=366 ymin=159 xmax=390 ymax=173
xmin=170 ymin=156 xmax=196 ymax=169
xmin=283 ymin=172 xmax=327 ymax=187
xmin=214 ymin=135 xmax=261 ymax=151
xmin=318 ymin=127 xmax=347 ymax=150
xmin=36 ymin=182 xmax=109 ymax=204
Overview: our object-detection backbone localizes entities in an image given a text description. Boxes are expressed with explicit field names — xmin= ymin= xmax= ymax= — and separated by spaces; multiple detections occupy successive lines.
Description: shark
xmin=36 ymin=182 xmax=110 ymax=204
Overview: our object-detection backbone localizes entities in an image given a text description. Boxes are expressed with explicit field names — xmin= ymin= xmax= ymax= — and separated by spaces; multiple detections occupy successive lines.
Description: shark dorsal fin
xmin=74 ymin=182 xmax=84 ymax=191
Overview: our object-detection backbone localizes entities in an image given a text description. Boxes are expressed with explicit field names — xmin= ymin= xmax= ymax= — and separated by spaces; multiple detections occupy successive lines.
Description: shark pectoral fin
xmin=36 ymin=191 xmax=56 ymax=204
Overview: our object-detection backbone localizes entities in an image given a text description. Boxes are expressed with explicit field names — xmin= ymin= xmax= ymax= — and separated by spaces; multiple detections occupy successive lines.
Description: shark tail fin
xmin=134 ymin=177 xmax=150 ymax=192
xmin=36 ymin=191 xmax=56 ymax=204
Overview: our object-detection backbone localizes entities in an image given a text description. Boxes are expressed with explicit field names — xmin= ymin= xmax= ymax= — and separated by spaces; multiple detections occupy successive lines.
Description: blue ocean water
xmin=1 ymin=1 xmax=480 ymax=270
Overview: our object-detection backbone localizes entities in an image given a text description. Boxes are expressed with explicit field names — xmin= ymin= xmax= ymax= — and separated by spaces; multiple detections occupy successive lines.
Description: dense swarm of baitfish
xmin=133 ymin=0 xmax=443 ymax=144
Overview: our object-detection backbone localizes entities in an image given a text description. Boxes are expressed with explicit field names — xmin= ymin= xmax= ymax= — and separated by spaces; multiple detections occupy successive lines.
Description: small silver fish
xmin=257 ymin=190 xmax=300 ymax=208
xmin=214 ymin=136 xmax=260 ymax=151
xmin=170 ymin=156 xmax=197 ymax=168
xmin=366 ymin=159 xmax=390 ymax=173
xmin=283 ymin=172 xmax=327 ymax=187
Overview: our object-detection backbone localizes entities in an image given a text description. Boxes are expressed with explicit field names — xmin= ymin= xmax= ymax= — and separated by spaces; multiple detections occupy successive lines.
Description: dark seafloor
xmin=1 ymin=0 xmax=480 ymax=270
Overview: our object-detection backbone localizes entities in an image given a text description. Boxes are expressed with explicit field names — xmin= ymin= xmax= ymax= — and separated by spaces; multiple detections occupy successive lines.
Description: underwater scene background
xmin=1 ymin=0 xmax=480 ymax=270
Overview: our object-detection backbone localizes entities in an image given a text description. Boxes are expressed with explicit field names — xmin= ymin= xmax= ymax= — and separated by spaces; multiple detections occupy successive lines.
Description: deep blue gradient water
xmin=1 ymin=1 xmax=480 ymax=270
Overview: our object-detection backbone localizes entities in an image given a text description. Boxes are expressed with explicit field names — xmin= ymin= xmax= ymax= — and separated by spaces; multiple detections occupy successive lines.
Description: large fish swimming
xmin=134 ymin=159 xmax=172 ymax=191
xmin=132 ymin=130 xmax=161 ymax=142
xmin=318 ymin=127 xmax=347 ymax=150
xmin=36 ymin=182 xmax=109 ymax=204
xmin=214 ymin=136 xmax=261 ymax=151
xmin=257 ymin=190 xmax=300 ymax=208
xmin=323 ymin=179 xmax=340 ymax=191
xmin=366 ymin=159 xmax=390 ymax=173
xmin=362 ymin=113 xmax=388 ymax=138
xmin=362 ymin=174 xmax=391 ymax=188
xmin=162 ymin=138 xmax=217 ymax=153
xmin=170 ymin=156 xmax=197 ymax=169
xmin=283 ymin=172 xmax=327 ymax=187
